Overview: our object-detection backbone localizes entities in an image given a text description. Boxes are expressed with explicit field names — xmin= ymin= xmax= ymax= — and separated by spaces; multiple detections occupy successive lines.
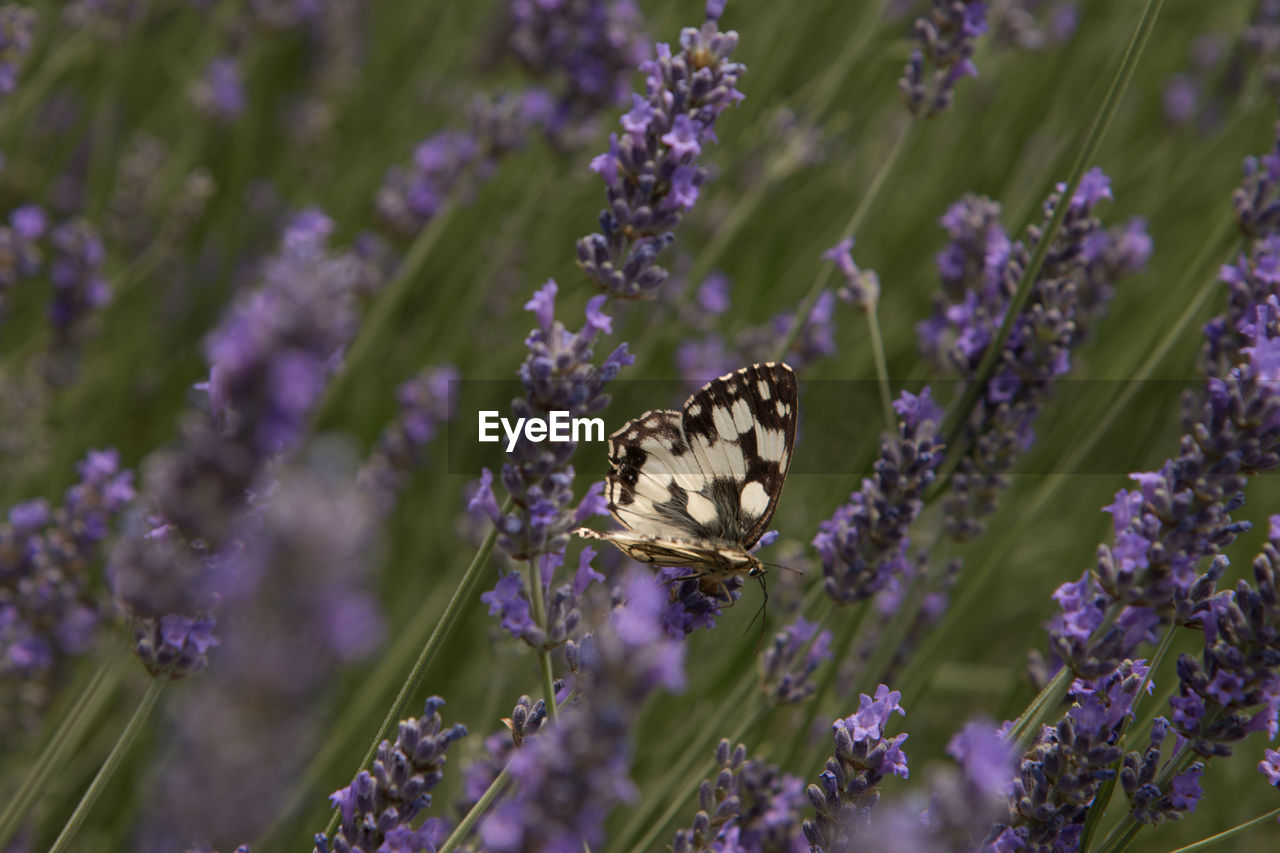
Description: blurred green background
xmin=5 ymin=0 xmax=1280 ymax=850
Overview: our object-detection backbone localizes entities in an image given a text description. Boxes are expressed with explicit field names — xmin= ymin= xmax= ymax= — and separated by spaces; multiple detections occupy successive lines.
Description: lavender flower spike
xmin=814 ymin=388 xmax=944 ymax=605
xmin=0 ymin=4 xmax=35 ymax=97
xmin=576 ymin=5 xmax=746 ymax=299
xmin=900 ymin=1 xmax=989 ymax=117
xmin=825 ymin=237 xmax=881 ymax=311
xmin=803 ymin=685 xmax=909 ymax=852
xmin=478 ymin=570 xmax=685 ymax=851
xmin=314 ymin=696 xmax=465 ymax=853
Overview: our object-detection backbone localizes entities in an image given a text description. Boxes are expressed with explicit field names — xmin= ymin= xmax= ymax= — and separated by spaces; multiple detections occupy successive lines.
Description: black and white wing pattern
xmin=575 ymin=362 xmax=798 ymax=576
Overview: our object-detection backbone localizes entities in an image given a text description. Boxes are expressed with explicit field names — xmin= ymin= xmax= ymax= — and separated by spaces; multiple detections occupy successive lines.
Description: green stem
xmin=0 ymin=645 xmax=127 ymax=849
xmin=438 ymin=764 xmax=513 ymax=853
xmin=937 ymin=0 xmax=1166 ymax=466
xmin=527 ymin=558 xmax=559 ymax=722
xmin=316 ymin=203 xmax=455 ymax=427
xmin=320 ymin=500 xmax=506 ymax=840
xmin=865 ymin=305 xmax=896 ymax=432
xmin=770 ymin=120 xmax=912 ymax=363
xmin=47 ymin=677 xmax=166 ymax=853
xmin=1009 ymin=666 xmax=1073 ymax=750
xmin=1167 ymin=807 xmax=1280 ymax=853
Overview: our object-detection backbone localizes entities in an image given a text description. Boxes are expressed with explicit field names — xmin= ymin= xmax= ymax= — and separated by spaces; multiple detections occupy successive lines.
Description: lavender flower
xmin=0 ymin=204 xmax=46 ymax=315
xmin=900 ymin=0 xmax=988 ymax=117
xmin=109 ymin=211 xmax=368 ymax=678
xmin=503 ymin=0 xmax=648 ymax=140
xmin=918 ymin=172 xmax=1151 ymax=541
xmin=672 ymin=738 xmax=747 ymax=853
xmin=1103 ymin=519 xmax=1280 ymax=828
xmin=313 ymin=696 xmax=465 ymax=853
xmin=480 ymin=545 xmax=605 ymax=649
xmin=470 ymin=280 xmax=625 ymax=565
xmin=0 ymin=4 xmax=35 ymax=97
xmin=0 ymin=449 xmax=134 ymax=742
xmin=825 ymin=238 xmax=881 ymax=311
xmin=1234 ymin=121 xmax=1280 ymax=240
xmin=803 ymin=685 xmax=909 ymax=852
xmin=676 ymin=282 xmax=837 ymax=384
xmin=47 ymin=218 xmax=109 ymax=344
xmin=1048 ymin=236 xmax=1280 ymax=679
xmin=356 ymin=365 xmax=458 ymax=514
xmin=987 ymin=0 xmax=1077 ymax=51
xmin=815 ymin=388 xmax=944 ymax=605
xmin=137 ymin=465 xmax=383 ymax=850
xmin=760 ymin=616 xmax=834 ymax=704
xmin=1260 ymin=748 xmax=1280 ymax=785
xmin=995 ymin=661 xmax=1153 ymax=848
xmin=576 ymin=6 xmax=745 ymax=300
xmin=477 ymin=570 xmax=685 ymax=851
xmin=376 ymin=93 xmax=552 ymax=241
xmin=189 ymin=56 xmax=247 ymax=123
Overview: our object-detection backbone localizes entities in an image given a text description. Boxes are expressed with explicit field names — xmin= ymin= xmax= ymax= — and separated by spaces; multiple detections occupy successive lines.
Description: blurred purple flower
xmin=760 ymin=616 xmax=834 ymax=704
xmin=478 ymin=570 xmax=685 ymax=851
xmin=110 ymin=210 xmax=368 ymax=678
xmin=825 ymin=237 xmax=881 ymax=311
xmin=376 ymin=94 xmax=551 ymax=241
xmin=900 ymin=0 xmax=988 ymax=117
xmin=357 ymin=365 xmax=459 ymax=514
xmin=988 ymin=0 xmax=1078 ymax=51
xmin=137 ymin=465 xmax=384 ymax=849
xmin=0 ymin=449 xmax=134 ymax=742
xmin=504 ymin=0 xmax=648 ymax=140
xmin=0 ymin=4 xmax=35 ymax=96
xmin=189 ymin=56 xmax=247 ymax=123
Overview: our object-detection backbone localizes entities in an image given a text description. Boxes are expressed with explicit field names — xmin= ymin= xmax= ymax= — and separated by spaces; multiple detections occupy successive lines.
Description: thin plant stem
xmin=47 ymin=677 xmax=166 ymax=853
xmin=771 ymin=120 xmax=912 ymax=363
xmin=439 ymin=763 xmax=513 ymax=853
xmin=321 ymin=499 xmax=507 ymax=840
xmin=527 ymin=557 xmax=559 ymax=722
xmin=315 ymin=202 xmax=456 ymax=427
xmin=0 ymin=643 xmax=128 ymax=850
xmin=865 ymin=305 xmax=896 ymax=432
xmin=1167 ymin=807 xmax=1280 ymax=853
xmin=936 ymin=0 xmax=1166 ymax=468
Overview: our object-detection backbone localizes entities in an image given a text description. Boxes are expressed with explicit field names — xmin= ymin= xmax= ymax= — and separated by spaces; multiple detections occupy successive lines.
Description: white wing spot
xmin=628 ymin=430 xmax=639 ymax=440
xmin=685 ymin=491 xmax=719 ymax=524
xmin=687 ymin=402 xmax=702 ymax=418
xmin=712 ymin=405 xmax=738 ymax=440
xmin=775 ymin=400 xmax=787 ymax=417
xmin=731 ymin=398 xmax=754 ymax=434
xmin=741 ymin=481 xmax=770 ymax=518
xmin=757 ymin=380 xmax=771 ymax=400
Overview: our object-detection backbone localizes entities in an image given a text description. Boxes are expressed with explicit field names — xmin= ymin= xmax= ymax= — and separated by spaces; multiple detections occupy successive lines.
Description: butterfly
xmin=575 ymin=362 xmax=797 ymax=596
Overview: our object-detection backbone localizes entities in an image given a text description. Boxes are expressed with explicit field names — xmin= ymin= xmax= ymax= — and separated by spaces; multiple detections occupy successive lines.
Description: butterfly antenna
xmin=760 ymin=560 xmax=803 ymax=576
xmin=743 ymin=572 xmax=769 ymax=654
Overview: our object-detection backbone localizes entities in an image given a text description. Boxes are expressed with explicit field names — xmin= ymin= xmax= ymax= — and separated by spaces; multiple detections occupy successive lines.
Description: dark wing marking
xmin=603 ymin=408 xmax=711 ymax=538
xmin=680 ymin=362 xmax=797 ymax=548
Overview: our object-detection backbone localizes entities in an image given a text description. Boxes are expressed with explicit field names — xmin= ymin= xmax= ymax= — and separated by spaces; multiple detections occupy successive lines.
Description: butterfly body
xmin=575 ymin=362 xmax=797 ymax=584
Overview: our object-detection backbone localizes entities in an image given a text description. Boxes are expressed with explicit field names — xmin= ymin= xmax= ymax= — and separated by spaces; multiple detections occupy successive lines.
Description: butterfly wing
xmin=601 ymin=408 xmax=713 ymax=539
xmin=680 ymin=362 xmax=797 ymax=548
